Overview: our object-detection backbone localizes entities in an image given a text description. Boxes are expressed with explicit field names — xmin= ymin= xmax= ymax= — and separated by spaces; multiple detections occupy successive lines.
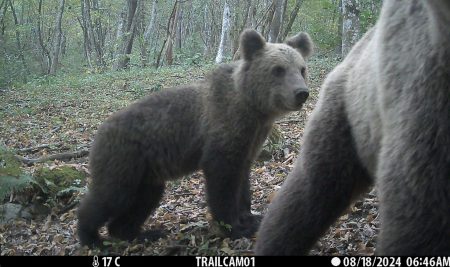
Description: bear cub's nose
xmin=295 ymin=88 xmax=309 ymax=104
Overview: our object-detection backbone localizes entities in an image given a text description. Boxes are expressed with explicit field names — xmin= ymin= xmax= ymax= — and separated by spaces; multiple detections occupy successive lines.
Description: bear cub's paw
xmin=230 ymin=213 xmax=262 ymax=239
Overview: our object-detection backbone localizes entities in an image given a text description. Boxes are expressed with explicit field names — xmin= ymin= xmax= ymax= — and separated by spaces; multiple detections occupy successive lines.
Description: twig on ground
xmin=15 ymin=148 xmax=90 ymax=165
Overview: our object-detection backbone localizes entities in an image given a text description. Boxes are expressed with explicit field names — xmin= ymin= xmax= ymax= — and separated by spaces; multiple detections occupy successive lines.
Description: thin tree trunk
xmin=91 ymin=0 xmax=106 ymax=65
xmin=1 ymin=6 xmax=7 ymax=36
xmin=155 ymin=0 xmax=177 ymax=68
xmin=113 ymin=0 xmax=140 ymax=70
xmin=183 ymin=0 xmax=193 ymax=48
xmin=281 ymin=0 xmax=303 ymax=40
xmin=201 ymin=2 xmax=211 ymax=56
xmin=79 ymin=1 xmax=92 ymax=67
xmin=268 ymin=0 xmax=283 ymax=42
xmin=175 ymin=2 xmax=182 ymax=50
xmin=261 ymin=1 xmax=274 ymax=38
xmin=277 ymin=0 xmax=288 ymax=42
xmin=342 ymin=0 xmax=360 ymax=57
xmin=49 ymin=0 xmax=65 ymax=75
xmin=250 ymin=0 xmax=257 ymax=29
xmin=165 ymin=1 xmax=180 ymax=65
xmin=242 ymin=0 xmax=252 ymax=29
xmin=0 ymin=0 xmax=6 ymax=28
xmin=215 ymin=1 xmax=231 ymax=64
xmin=77 ymin=13 xmax=93 ymax=68
xmin=60 ymin=33 xmax=66 ymax=55
xmin=82 ymin=0 xmax=105 ymax=67
xmin=115 ymin=5 xmax=126 ymax=45
xmin=141 ymin=0 xmax=157 ymax=67
xmin=8 ymin=0 xmax=29 ymax=76
xmin=336 ymin=0 xmax=343 ymax=55
xmin=232 ymin=0 xmax=252 ymax=59
xmin=36 ymin=0 xmax=51 ymax=73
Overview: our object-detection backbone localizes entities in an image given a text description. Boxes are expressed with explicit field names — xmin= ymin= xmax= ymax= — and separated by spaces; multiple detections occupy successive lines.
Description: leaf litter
xmin=0 ymin=58 xmax=379 ymax=255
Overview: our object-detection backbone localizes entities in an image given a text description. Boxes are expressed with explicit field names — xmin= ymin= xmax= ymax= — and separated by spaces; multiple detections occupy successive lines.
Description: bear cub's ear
xmin=285 ymin=32 xmax=313 ymax=59
xmin=240 ymin=29 xmax=266 ymax=61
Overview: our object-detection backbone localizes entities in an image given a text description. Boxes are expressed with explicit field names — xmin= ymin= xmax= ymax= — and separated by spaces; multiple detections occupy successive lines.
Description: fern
xmin=56 ymin=186 xmax=87 ymax=198
xmin=0 ymin=174 xmax=34 ymax=201
xmin=0 ymin=145 xmax=34 ymax=201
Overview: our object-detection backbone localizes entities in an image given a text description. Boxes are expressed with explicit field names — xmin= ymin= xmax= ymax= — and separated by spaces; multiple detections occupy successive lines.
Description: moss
xmin=0 ymin=146 xmax=22 ymax=177
xmin=0 ymin=146 xmax=34 ymax=201
xmin=34 ymin=166 xmax=86 ymax=195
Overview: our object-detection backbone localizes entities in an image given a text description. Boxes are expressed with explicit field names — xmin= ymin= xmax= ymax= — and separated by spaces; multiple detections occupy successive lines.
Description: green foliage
xmin=217 ymin=221 xmax=233 ymax=234
xmin=0 ymin=0 xmax=382 ymax=86
xmin=0 ymin=146 xmax=34 ymax=201
xmin=0 ymin=174 xmax=34 ymax=203
xmin=34 ymin=166 xmax=86 ymax=196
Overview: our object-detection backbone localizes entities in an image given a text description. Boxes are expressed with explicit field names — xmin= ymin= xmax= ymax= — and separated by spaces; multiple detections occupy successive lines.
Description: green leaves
xmin=0 ymin=146 xmax=34 ymax=201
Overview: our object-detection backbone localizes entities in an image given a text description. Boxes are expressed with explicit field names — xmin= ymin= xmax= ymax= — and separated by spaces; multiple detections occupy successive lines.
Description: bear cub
xmin=77 ymin=29 xmax=313 ymax=247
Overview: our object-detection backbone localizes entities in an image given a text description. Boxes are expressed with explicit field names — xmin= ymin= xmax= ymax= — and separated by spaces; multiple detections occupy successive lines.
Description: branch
xmin=155 ymin=0 xmax=178 ymax=68
xmin=16 ymin=148 xmax=89 ymax=165
xmin=59 ymin=200 xmax=80 ymax=214
xmin=16 ymin=142 xmax=62 ymax=154
xmin=276 ymin=118 xmax=304 ymax=124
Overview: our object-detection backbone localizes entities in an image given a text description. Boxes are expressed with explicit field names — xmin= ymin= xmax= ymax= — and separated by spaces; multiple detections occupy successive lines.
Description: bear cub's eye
xmin=301 ymin=67 xmax=306 ymax=77
xmin=272 ymin=66 xmax=286 ymax=77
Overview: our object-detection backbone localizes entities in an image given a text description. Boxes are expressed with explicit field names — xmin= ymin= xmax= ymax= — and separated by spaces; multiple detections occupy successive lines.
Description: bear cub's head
xmin=236 ymin=29 xmax=313 ymax=117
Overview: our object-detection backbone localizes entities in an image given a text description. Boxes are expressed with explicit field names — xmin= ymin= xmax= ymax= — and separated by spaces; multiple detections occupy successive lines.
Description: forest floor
xmin=0 ymin=57 xmax=379 ymax=256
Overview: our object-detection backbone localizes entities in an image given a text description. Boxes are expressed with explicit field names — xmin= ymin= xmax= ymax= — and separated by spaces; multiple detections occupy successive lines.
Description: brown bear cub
xmin=77 ymin=29 xmax=313 ymax=247
xmin=256 ymin=0 xmax=450 ymax=255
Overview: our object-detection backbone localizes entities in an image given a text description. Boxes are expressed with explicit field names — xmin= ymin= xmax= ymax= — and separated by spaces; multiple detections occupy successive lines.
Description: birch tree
xmin=215 ymin=1 xmax=231 ymax=64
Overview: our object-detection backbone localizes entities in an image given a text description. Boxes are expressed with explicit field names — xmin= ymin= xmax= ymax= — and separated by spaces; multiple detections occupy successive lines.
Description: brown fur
xmin=256 ymin=0 xmax=450 ymax=255
xmin=77 ymin=29 xmax=313 ymax=247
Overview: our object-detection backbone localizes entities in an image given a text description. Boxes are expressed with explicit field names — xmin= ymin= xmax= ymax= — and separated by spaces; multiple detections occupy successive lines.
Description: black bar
xmin=2 ymin=256 xmax=444 ymax=267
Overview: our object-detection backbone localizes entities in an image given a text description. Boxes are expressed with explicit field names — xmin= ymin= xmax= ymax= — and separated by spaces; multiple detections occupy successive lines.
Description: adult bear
xmin=77 ymin=29 xmax=313 ymax=247
xmin=256 ymin=0 xmax=450 ymax=255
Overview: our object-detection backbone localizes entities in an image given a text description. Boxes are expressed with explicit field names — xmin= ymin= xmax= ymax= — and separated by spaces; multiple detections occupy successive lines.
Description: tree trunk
xmin=49 ymin=0 xmax=65 ymax=75
xmin=268 ymin=0 xmax=283 ymax=42
xmin=155 ymin=0 xmax=178 ymax=68
xmin=81 ymin=0 xmax=106 ymax=67
xmin=0 ymin=0 xmax=6 ymax=31
xmin=36 ymin=0 xmax=51 ymax=73
xmin=260 ymin=1 xmax=275 ymax=39
xmin=201 ymin=2 xmax=211 ymax=56
xmin=80 ymin=0 xmax=92 ymax=67
xmin=280 ymin=0 xmax=303 ymax=40
xmin=242 ymin=0 xmax=252 ymax=29
xmin=115 ymin=5 xmax=126 ymax=46
xmin=175 ymin=2 xmax=183 ymax=50
xmin=1 ymin=0 xmax=10 ymax=36
xmin=165 ymin=1 xmax=179 ymax=65
xmin=141 ymin=0 xmax=157 ymax=67
xmin=336 ymin=0 xmax=343 ymax=55
xmin=215 ymin=1 xmax=231 ymax=64
xmin=114 ymin=0 xmax=140 ymax=70
xmin=250 ymin=0 xmax=257 ymax=29
xmin=183 ymin=0 xmax=193 ymax=48
xmin=277 ymin=0 xmax=288 ymax=42
xmin=8 ymin=0 xmax=29 ymax=76
xmin=342 ymin=0 xmax=360 ymax=57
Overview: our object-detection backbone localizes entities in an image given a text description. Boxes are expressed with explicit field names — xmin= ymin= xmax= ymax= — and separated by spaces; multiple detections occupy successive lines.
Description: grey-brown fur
xmin=256 ymin=0 xmax=450 ymax=255
xmin=77 ymin=29 xmax=313 ymax=247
